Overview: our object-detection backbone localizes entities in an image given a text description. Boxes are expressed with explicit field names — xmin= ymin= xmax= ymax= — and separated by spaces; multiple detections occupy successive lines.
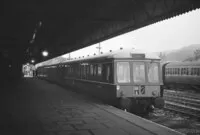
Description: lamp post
xmin=96 ymin=42 xmax=101 ymax=55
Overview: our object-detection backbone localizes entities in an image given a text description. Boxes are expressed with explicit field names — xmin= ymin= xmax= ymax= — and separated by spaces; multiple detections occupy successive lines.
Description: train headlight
xmin=152 ymin=91 xmax=157 ymax=96
xmin=116 ymin=85 xmax=120 ymax=91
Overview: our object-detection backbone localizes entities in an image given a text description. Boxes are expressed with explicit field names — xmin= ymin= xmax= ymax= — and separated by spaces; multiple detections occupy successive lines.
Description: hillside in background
xmin=157 ymin=44 xmax=200 ymax=62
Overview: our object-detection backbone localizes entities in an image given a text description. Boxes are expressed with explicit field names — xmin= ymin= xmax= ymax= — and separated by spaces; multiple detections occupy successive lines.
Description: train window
xmin=102 ymin=63 xmax=112 ymax=82
xmin=117 ymin=62 xmax=130 ymax=83
xmin=80 ymin=65 xmax=83 ymax=78
xmin=79 ymin=65 xmax=81 ymax=77
xmin=196 ymin=68 xmax=197 ymax=75
xmin=90 ymin=65 xmax=93 ymax=75
xmin=83 ymin=65 xmax=86 ymax=77
xmin=133 ymin=62 xmax=145 ymax=83
xmin=192 ymin=68 xmax=194 ymax=75
xmin=82 ymin=65 xmax=85 ymax=77
xmin=178 ymin=68 xmax=180 ymax=75
xmin=71 ymin=66 xmax=73 ymax=73
xmin=79 ymin=65 xmax=82 ymax=77
xmin=165 ymin=68 xmax=168 ymax=75
xmin=93 ymin=65 xmax=97 ymax=76
xmin=147 ymin=62 xmax=159 ymax=83
xmin=77 ymin=65 xmax=80 ymax=77
xmin=198 ymin=68 xmax=200 ymax=76
xmin=183 ymin=68 xmax=186 ymax=75
xmin=183 ymin=68 xmax=187 ymax=75
xmin=167 ymin=68 xmax=169 ymax=75
xmin=86 ymin=65 xmax=90 ymax=77
xmin=175 ymin=68 xmax=178 ymax=75
xmin=192 ymin=68 xmax=195 ymax=75
xmin=195 ymin=68 xmax=197 ymax=75
xmin=69 ymin=66 xmax=71 ymax=73
xmin=98 ymin=64 xmax=102 ymax=76
xmin=169 ymin=68 xmax=171 ymax=75
xmin=76 ymin=65 xmax=79 ymax=77
xmin=106 ymin=65 xmax=110 ymax=81
xmin=181 ymin=68 xmax=185 ymax=75
xmin=191 ymin=68 xmax=193 ymax=75
xmin=66 ymin=67 xmax=69 ymax=75
xmin=70 ymin=66 xmax=72 ymax=73
xmin=185 ymin=68 xmax=187 ymax=75
xmin=193 ymin=68 xmax=195 ymax=75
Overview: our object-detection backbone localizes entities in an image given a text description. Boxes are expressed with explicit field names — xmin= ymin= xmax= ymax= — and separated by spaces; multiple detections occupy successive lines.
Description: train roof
xmin=166 ymin=61 xmax=200 ymax=67
xmin=63 ymin=49 xmax=160 ymax=63
xmin=36 ymin=49 xmax=161 ymax=68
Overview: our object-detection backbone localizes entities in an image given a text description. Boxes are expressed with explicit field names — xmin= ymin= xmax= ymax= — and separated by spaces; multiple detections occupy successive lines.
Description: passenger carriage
xmin=163 ymin=61 xmax=200 ymax=91
xmin=37 ymin=50 xmax=164 ymax=113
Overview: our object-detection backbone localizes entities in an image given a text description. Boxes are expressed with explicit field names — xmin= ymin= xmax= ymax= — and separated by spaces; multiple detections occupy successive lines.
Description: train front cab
xmin=114 ymin=59 xmax=164 ymax=113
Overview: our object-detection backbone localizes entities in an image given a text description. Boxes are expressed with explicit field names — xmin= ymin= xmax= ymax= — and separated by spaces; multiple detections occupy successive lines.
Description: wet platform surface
xmin=0 ymin=78 xmax=183 ymax=135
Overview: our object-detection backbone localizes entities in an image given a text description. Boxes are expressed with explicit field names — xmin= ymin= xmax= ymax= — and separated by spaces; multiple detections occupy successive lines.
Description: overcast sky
xmin=62 ymin=9 xmax=200 ymax=59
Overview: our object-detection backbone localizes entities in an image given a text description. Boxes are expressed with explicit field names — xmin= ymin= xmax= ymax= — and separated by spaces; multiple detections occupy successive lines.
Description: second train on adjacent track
xmin=162 ymin=61 xmax=200 ymax=92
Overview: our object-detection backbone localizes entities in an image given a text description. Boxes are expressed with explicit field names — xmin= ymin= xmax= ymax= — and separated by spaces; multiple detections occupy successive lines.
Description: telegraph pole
xmin=96 ymin=42 xmax=101 ymax=55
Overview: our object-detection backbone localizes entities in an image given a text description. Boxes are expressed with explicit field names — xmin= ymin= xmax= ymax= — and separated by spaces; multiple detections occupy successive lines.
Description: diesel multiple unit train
xmin=162 ymin=61 xmax=200 ymax=91
xmin=36 ymin=50 xmax=165 ymax=114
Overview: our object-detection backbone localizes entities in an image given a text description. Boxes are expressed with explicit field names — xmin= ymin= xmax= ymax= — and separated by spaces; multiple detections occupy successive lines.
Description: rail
xmin=163 ymin=90 xmax=200 ymax=118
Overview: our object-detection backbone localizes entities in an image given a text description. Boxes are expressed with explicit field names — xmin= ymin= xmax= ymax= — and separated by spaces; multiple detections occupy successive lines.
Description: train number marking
xmin=141 ymin=85 xmax=145 ymax=94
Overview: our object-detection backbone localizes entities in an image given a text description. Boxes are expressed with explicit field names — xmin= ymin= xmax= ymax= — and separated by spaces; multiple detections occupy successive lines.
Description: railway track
xmin=164 ymin=90 xmax=200 ymax=100
xmin=163 ymin=90 xmax=200 ymax=118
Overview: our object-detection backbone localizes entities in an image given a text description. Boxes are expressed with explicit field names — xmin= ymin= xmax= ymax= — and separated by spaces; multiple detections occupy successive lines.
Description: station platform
xmin=0 ymin=78 xmax=183 ymax=135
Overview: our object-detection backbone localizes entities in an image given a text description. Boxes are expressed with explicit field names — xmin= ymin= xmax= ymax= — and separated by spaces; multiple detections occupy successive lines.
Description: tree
xmin=184 ymin=48 xmax=200 ymax=61
xmin=194 ymin=49 xmax=200 ymax=61
xmin=183 ymin=56 xmax=193 ymax=62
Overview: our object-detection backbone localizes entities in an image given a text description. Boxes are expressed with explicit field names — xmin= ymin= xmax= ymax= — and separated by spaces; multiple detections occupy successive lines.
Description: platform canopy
xmin=1 ymin=0 xmax=200 ymax=64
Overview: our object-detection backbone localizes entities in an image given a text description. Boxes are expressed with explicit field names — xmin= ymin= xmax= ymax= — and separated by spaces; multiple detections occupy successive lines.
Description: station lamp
xmin=42 ymin=50 xmax=49 ymax=57
xmin=31 ymin=59 xmax=35 ymax=63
